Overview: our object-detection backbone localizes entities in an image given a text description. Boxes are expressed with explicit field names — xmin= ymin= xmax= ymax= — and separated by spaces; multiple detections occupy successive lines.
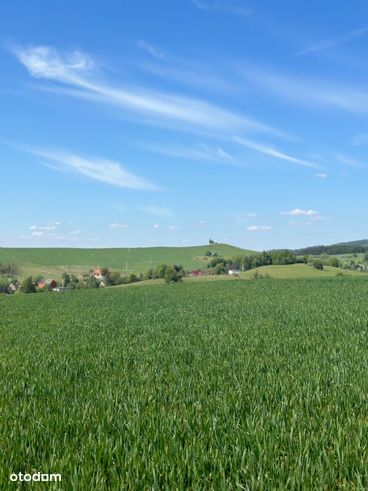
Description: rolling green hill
xmin=0 ymin=243 xmax=254 ymax=279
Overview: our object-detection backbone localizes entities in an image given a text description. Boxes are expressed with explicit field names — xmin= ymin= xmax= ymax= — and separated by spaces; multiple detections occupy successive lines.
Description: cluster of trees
xmin=207 ymin=249 xmax=305 ymax=275
xmin=315 ymin=254 xmax=368 ymax=272
xmin=145 ymin=264 xmax=185 ymax=283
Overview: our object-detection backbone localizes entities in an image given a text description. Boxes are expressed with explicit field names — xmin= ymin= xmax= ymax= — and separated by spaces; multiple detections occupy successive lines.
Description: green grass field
xmin=240 ymin=263 xmax=362 ymax=279
xmin=0 ymin=243 xmax=252 ymax=280
xmin=118 ymin=263 xmax=362 ymax=288
xmin=2 ymin=277 xmax=368 ymax=489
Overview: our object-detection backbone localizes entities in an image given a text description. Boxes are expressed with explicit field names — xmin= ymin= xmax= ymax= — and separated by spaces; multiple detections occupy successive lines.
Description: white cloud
xmin=29 ymin=222 xmax=59 ymax=231
xmin=69 ymin=230 xmax=81 ymax=234
xmin=292 ymin=26 xmax=368 ymax=58
xmin=315 ymin=173 xmax=328 ymax=178
xmin=247 ymin=225 xmax=272 ymax=231
xmin=12 ymin=45 xmax=280 ymax=137
xmin=137 ymin=40 xmax=166 ymax=59
xmin=145 ymin=143 xmax=241 ymax=167
xmin=234 ymin=137 xmax=320 ymax=169
xmin=31 ymin=231 xmax=43 ymax=237
xmin=153 ymin=224 xmax=160 ymax=229
xmin=192 ymin=0 xmax=251 ymax=16
xmin=24 ymin=146 xmax=159 ymax=191
xmin=246 ymin=212 xmax=258 ymax=217
xmin=109 ymin=223 xmax=128 ymax=229
xmin=281 ymin=208 xmax=319 ymax=217
xmin=169 ymin=225 xmax=179 ymax=230
xmin=141 ymin=205 xmax=173 ymax=216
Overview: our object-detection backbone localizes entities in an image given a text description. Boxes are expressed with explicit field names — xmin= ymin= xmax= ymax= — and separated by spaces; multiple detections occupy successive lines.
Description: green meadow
xmin=2 ymin=277 xmax=368 ymax=489
xmin=0 ymin=243 xmax=252 ymax=279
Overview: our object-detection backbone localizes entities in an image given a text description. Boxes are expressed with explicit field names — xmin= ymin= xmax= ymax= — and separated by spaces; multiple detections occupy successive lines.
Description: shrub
xmin=0 ymin=278 xmax=9 ymax=293
xmin=164 ymin=267 xmax=183 ymax=284
xmin=312 ymin=260 xmax=324 ymax=270
xmin=21 ymin=277 xmax=36 ymax=293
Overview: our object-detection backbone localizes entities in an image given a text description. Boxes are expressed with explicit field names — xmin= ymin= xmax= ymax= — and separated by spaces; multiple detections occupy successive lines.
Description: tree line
xmin=294 ymin=240 xmax=368 ymax=256
xmin=206 ymin=249 xmax=306 ymax=275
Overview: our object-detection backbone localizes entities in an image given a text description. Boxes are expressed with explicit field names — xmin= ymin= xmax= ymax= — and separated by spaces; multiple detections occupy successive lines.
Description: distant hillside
xmin=294 ymin=239 xmax=368 ymax=256
xmin=0 ymin=243 xmax=255 ymax=279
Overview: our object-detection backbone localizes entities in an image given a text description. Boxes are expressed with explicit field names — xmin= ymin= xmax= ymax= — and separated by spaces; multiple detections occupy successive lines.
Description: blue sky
xmin=1 ymin=0 xmax=368 ymax=250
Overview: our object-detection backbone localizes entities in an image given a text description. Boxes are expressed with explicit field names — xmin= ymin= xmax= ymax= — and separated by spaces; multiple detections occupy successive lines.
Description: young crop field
xmin=1 ymin=277 xmax=368 ymax=489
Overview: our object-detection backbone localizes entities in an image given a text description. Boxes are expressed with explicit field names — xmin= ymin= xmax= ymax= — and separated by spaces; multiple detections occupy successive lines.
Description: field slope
xmin=2 ymin=277 xmax=368 ymax=488
xmin=0 ymin=243 xmax=253 ymax=279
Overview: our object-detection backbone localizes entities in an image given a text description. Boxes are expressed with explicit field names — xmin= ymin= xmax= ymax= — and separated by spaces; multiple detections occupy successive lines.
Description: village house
xmin=92 ymin=268 xmax=104 ymax=281
xmin=8 ymin=281 xmax=20 ymax=293
xmin=228 ymin=269 xmax=241 ymax=275
xmin=38 ymin=279 xmax=58 ymax=290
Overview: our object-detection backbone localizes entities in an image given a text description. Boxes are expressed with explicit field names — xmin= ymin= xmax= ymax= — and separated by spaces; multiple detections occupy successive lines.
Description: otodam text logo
xmin=10 ymin=472 xmax=61 ymax=482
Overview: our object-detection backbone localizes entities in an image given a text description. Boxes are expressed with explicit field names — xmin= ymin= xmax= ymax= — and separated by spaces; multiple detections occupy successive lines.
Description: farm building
xmin=92 ymin=268 xmax=104 ymax=280
xmin=8 ymin=282 xmax=20 ymax=293
xmin=228 ymin=269 xmax=241 ymax=275
xmin=38 ymin=279 xmax=58 ymax=290
xmin=190 ymin=270 xmax=206 ymax=277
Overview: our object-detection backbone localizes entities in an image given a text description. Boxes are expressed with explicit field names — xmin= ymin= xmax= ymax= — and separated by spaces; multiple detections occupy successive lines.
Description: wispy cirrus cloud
xmin=109 ymin=223 xmax=128 ymax=229
xmin=315 ymin=173 xmax=328 ymax=179
xmin=292 ymin=26 xmax=368 ymax=58
xmin=352 ymin=133 xmax=368 ymax=146
xmin=144 ymin=142 xmax=241 ymax=167
xmin=137 ymin=40 xmax=166 ymax=59
xmin=22 ymin=146 xmax=159 ymax=191
xmin=192 ymin=0 xmax=251 ymax=16
xmin=12 ymin=45 xmax=280 ymax=137
xmin=336 ymin=154 xmax=367 ymax=168
xmin=139 ymin=58 xmax=233 ymax=93
xmin=234 ymin=137 xmax=320 ymax=169
xmin=239 ymin=65 xmax=368 ymax=115
xmin=140 ymin=205 xmax=173 ymax=217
